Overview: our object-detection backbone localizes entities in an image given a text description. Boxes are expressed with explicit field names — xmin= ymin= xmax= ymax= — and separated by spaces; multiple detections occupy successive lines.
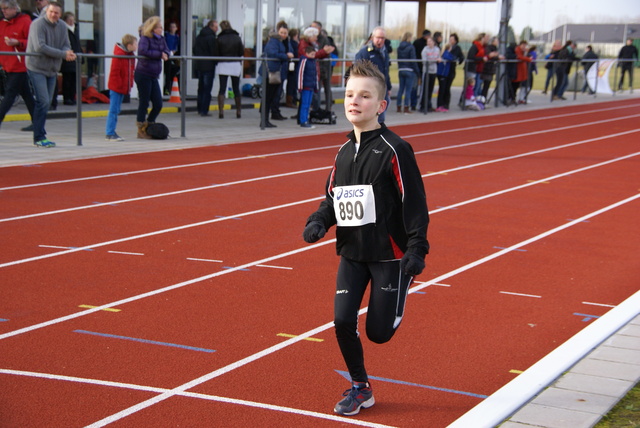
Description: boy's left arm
xmin=396 ymin=143 xmax=430 ymax=273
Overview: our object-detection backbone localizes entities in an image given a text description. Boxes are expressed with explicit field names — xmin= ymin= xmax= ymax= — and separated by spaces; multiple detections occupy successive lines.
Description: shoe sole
xmin=334 ymin=396 xmax=375 ymax=416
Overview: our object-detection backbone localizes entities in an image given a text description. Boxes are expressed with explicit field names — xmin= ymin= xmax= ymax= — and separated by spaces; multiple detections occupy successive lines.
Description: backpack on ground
xmin=146 ymin=123 xmax=170 ymax=139
xmin=309 ymin=109 xmax=337 ymax=125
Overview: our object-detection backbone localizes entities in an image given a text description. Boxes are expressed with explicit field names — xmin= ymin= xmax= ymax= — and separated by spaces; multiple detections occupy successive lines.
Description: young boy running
xmin=303 ymin=60 xmax=430 ymax=416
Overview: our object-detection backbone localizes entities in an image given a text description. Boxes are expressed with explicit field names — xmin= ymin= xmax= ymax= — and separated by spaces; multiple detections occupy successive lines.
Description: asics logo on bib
xmin=335 ymin=187 xmax=365 ymax=200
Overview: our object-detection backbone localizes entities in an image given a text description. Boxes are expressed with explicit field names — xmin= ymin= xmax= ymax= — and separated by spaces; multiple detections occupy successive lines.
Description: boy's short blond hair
xmin=345 ymin=60 xmax=387 ymax=101
xmin=122 ymin=34 xmax=137 ymax=48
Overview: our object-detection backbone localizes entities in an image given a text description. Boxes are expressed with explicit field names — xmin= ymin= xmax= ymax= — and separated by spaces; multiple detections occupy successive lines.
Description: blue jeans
xmin=196 ymin=70 xmax=215 ymax=115
xmin=27 ymin=70 xmax=56 ymax=142
xmin=397 ymin=70 xmax=416 ymax=108
xmin=134 ymin=71 xmax=162 ymax=123
xmin=299 ymin=89 xmax=313 ymax=124
xmin=106 ymin=91 xmax=124 ymax=136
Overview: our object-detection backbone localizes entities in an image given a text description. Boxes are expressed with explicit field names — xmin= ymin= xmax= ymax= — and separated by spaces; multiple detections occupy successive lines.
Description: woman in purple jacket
xmin=135 ymin=16 xmax=169 ymax=138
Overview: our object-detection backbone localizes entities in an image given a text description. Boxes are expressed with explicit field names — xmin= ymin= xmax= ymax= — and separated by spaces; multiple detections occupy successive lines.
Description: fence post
xmin=75 ymin=54 xmax=83 ymax=146
xmin=260 ymin=57 xmax=267 ymax=129
xmin=179 ymin=55 xmax=186 ymax=137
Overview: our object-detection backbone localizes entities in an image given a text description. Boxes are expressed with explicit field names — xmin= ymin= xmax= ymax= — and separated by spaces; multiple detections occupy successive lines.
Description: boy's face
xmin=306 ymin=50 xmax=316 ymax=58
xmin=344 ymin=76 xmax=386 ymax=129
xmin=127 ymin=40 xmax=138 ymax=52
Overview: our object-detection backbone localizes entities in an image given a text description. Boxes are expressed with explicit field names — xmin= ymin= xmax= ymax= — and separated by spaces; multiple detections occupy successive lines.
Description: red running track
xmin=1 ymin=99 xmax=639 ymax=427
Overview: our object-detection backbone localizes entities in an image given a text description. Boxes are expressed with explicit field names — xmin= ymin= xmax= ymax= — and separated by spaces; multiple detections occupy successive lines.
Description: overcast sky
xmin=386 ymin=0 xmax=640 ymax=35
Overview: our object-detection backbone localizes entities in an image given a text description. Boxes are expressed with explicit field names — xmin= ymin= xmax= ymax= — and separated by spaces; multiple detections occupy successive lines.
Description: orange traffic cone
xmin=169 ymin=77 xmax=181 ymax=103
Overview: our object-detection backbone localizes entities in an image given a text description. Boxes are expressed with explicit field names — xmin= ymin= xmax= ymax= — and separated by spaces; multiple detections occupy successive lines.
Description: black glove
xmin=400 ymin=248 xmax=425 ymax=276
xmin=303 ymin=221 xmax=326 ymax=243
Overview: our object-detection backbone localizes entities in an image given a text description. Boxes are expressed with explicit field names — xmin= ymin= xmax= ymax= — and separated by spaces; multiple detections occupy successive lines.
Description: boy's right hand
xmin=303 ymin=221 xmax=326 ymax=243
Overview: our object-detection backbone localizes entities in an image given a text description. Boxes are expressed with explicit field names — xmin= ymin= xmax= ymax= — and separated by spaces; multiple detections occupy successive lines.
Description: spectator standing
xmin=163 ymin=22 xmax=179 ymax=95
xmin=435 ymin=43 xmax=455 ymax=112
xmin=396 ymin=31 xmax=419 ymax=114
xmin=302 ymin=60 xmax=429 ymax=417
xmin=420 ymin=36 xmax=440 ymax=112
xmin=480 ymin=36 xmax=500 ymax=99
xmin=0 ymin=0 xmax=35 ymax=131
xmin=285 ymin=28 xmax=299 ymax=108
xmin=298 ymin=26 xmax=333 ymax=120
xmin=466 ymin=33 xmax=488 ymax=97
xmin=260 ymin=27 xmax=293 ymax=128
xmin=134 ymin=15 xmax=169 ymax=138
xmin=60 ymin=11 xmax=81 ymax=105
xmin=542 ymin=40 xmax=561 ymax=95
xmin=440 ymin=33 xmax=464 ymax=110
xmin=297 ymin=45 xmax=317 ymax=128
xmin=552 ymin=40 xmax=576 ymax=101
xmin=193 ymin=19 xmax=217 ymax=117
xmin=268 ymin=21 xmax=292 ymax=121
xmin=310 ymin=21 xmax=336 ymax=112
xmin=355 ymin=26 xmax=391 ymax=123
xmin=525 ymin=45 xmax=537 ymax=99
xmin=214 ymin=20 xmax=244 ymax=119
xmin=581 ymin=45 xmax=598 ymax=94
xmin=105 ymin=34 xmax=137 ymax=141
xmin=617 ymin=38 xmax=638 ymax=91
xmin=512 ymin=40 xmax=532 ymax=104
xmin=411 ymin=29 xmax=430 ymax=110
xmin=25 ymin=1 xmax=74 ymax=147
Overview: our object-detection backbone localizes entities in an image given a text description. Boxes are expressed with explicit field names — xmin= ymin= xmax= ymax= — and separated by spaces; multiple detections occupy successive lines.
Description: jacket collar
xmin=347 ymin=123 xmax=387 ymax=146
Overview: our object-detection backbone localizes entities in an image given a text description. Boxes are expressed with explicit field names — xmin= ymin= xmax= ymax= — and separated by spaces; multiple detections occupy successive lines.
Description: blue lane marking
xmin=222 ymin=266 xmax=250 ymax=271
xmin=74 ymin=330 xmax=216 ymax=353
xmin=493 ymin=246 xmax=527 ymax=252
xmin=0 ymin=318 xmax=8 ymax=322
xmin=413 ymin=291 xmax=426 ymax=294
xmin=336 ymin=370 xmax=487 ymax=399
xmin=215 ymin=215 xmax=243 ymax=220
xmin=573 ymin=313 xmax=601 ymax=322
xmin=69 ymin=247 xmax=94 ymax=251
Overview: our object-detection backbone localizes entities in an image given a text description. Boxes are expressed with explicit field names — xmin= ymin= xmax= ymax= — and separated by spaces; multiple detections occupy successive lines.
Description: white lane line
xmin=256 ymin=264 xmax=293 ymax=270
xmin=107 ymin=251 xmax=145 ymax=256
xmin=2 ymin=103 xmax=636 ymax=192
xmin=83 ymin=193 xmax=640 ymax=427
xmin=582 ymin=301 xmax=616 ymax=308
xmin=0 ymin=167 xmax=330 ymax=223
xmin=186 ymin=257 xmax=223 ymax=263
xmin=0 ymin=197 xmax=323 ymax=269
xmin=0 ymin=369 xmax=394 ymax=428
xmin=3 ymin=150 xmax=638 ymax=271
xmin=0 ymin=146 xmax=341 ymax=191
xmin=500 ymin=291 xmax=543 ymax=299
xmin=3 ymin=124 xmax=638 ymax=225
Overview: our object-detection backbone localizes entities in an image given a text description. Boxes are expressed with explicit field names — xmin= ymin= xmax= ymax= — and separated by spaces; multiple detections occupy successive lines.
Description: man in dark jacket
xmin=60 ymin=11 xmax=81 ymax=105
xmin=581 ymin=45 xmax=598 ymax=94
xmin=617 ymin=38 xmax=638 ymax=91
xmin=355 ymin=27 xmax=391 ymax=123
xmin=411 ymin=29 xmax=430 ymax=110
xmin=193 ymin=19 xmax=217 ymax=116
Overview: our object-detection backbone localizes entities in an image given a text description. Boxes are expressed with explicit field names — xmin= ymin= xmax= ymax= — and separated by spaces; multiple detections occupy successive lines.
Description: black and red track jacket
xmin=307 ymin=124 xmax=430 ymax=262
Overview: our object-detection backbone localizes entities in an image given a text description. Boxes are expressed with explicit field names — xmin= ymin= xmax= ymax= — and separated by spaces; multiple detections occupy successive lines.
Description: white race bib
xmin=333 ymin=185 xmax=376 ymax=227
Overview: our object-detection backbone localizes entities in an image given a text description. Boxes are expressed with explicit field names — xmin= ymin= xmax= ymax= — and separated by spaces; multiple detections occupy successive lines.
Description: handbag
xmin=268 ymin=70 xmax=281 ymax=84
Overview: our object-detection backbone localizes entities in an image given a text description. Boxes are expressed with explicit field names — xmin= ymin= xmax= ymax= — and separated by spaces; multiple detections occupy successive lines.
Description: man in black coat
xmin=618 ymin=38 xmax=638 ymax=91
xmin=193 ymin=19 xmax=218 ymax=116
xmin=410 ymin=29 xmax=430 ymax=110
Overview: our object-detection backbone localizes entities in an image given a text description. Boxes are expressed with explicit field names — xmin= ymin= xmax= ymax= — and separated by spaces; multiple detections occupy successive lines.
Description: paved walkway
xmin=1 ymin=88 xmax=638 ymax=428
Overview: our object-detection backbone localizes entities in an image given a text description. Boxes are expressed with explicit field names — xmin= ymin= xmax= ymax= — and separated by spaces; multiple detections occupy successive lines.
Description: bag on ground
xmin=146 ymin=123 xmax=170 ymax=139
xmin=309 ymin=109 xmax=337 ymax=125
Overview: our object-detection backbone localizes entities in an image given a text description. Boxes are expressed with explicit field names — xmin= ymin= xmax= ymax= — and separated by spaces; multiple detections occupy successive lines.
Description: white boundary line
xmin=1 ymin=103 xmax=635 ymax=192
xmin=2 ymin=123 xmax=638 ymax=225
xmin=448 ymin=289 xmax=640 ymax=428
xmin=0 ymin=369 xmax=394 ymax=428
xmin=82 ymin=193 xmax=640 ymax=427
xmin=1 ymin=150 xmax=638 ymax=270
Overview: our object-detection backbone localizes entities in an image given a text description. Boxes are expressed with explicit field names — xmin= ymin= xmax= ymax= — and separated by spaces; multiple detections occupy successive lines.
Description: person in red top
xmin=512 ymin=40 xmax=532 ymax=104
xmin=105 ymin=34 xmax=137 ymax=141
xmin=0 ymin=0 xmax=35 ymax=130
xmin=466 ymin=33 xmax=490 ymax=97
xmin=298 ymin=26 xmax=334 ymax=113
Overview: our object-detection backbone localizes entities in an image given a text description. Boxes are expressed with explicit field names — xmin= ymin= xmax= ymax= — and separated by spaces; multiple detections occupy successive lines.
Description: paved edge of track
xmin=449 ymin=289 xmax=640 ymax=428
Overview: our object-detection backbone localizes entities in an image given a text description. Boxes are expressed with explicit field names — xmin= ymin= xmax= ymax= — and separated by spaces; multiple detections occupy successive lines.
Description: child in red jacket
xmin=105 ymin=34 xmax=137 ymax=141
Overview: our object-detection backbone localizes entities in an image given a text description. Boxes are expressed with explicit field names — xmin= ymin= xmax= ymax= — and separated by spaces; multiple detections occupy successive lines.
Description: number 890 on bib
xmin=333 ymin=185 xmax=376 ymax=227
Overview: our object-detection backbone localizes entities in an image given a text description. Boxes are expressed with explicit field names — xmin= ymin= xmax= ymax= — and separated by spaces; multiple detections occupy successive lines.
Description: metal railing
xmin=1 ymin=51 xmax=636 ymax=146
